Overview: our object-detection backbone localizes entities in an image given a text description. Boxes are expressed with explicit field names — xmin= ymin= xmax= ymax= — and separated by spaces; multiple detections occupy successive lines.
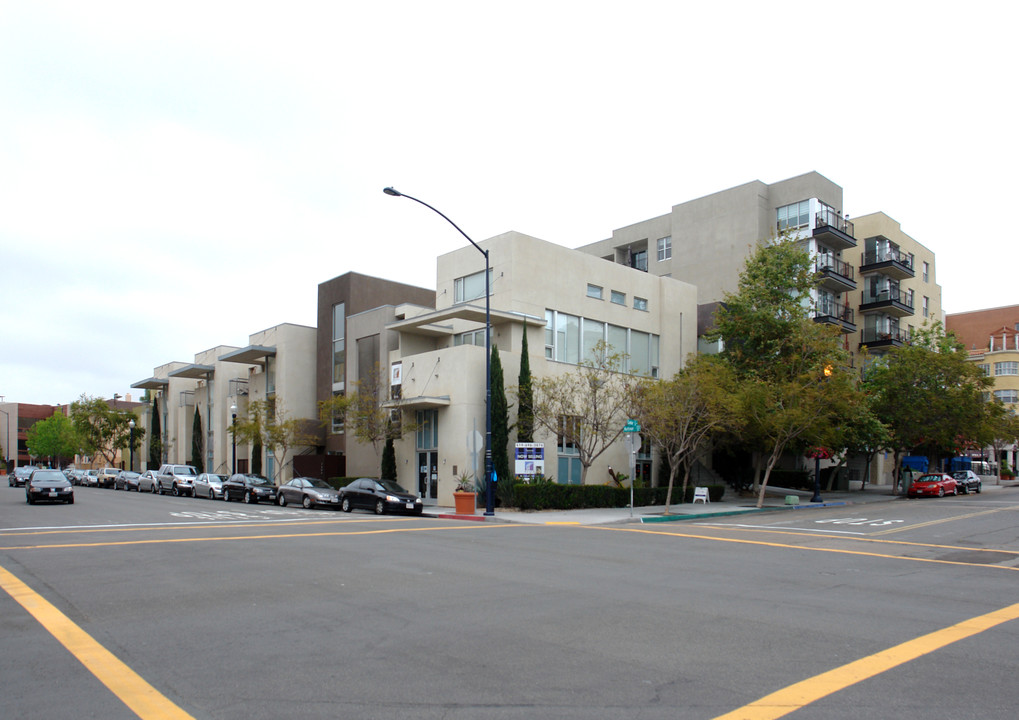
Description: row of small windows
xmin=544 ymin=309 xmax=660 ymax=377
xmin=586 ymin=283 xmax=648 ymax=311
xmin=978 ymin=362 xmax=1019 ymax=376
xmin=994 ymin=389 xmax=1018 ymax=404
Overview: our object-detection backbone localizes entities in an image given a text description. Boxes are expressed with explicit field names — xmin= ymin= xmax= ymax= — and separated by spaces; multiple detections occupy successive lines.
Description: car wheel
xmin=278 ymin=493 xmax=287 ymax=507
xmin=67 ymin=496 xmax=74 ymax=504
xmin=976 ymin=483 xmax=982 ymax=494
xmin=375 ymin=499 xmax=385 ymax=515
xmin=938 ymin=487 xmax=945 ymax=497
xmin=222 ymin=489 xmax=229 ymax=502
xmin=341 ymin=497 xmax=352 ymax=513
xmin=172 ymin=484 xmax=180 ymax=497
xmin=303 ymin=496 xmax=313 ymax=510
xmin=244 ymin=491 xmax=254 ymax=504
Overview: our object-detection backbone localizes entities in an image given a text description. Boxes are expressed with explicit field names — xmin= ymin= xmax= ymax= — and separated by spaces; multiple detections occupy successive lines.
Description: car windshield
xmin=304 ymin=478 xmax=332 ymax=489
xmin=951 ymin=472 xmax=968 ymax=479
xmin=175 ymin=466 xmax=197 ymax=476
xmin=214 ymin=475 xmax=228 ymax=481
xmin=32 ymin=471 xmax=66 ymax=482
xmin=916 ymin=475 xmax=942 ymax=482
xmin=247 ymin=476 xmax=271 ymax=486
xmin=377 ymin=479 xmax=410 ymax=494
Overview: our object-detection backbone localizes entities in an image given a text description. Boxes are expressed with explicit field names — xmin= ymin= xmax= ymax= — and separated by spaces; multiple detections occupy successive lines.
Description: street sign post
xmin=624 ymin=419 xmax=640 ymax=516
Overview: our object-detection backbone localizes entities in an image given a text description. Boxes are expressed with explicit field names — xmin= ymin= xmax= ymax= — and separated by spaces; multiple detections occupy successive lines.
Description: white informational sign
xmin=514 ymin=442 xmax=545 ymax=478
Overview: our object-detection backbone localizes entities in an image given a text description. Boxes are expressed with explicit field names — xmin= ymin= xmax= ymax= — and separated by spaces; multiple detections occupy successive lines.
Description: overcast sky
xmin=2 ymin=1 xmax=1016 ymax=406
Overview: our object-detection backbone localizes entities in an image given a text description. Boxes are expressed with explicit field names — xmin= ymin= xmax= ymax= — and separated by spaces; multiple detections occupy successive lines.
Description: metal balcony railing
xmin=815 ymin=209 xmax=854 ymax=237
xmin=861 ymin=328 xmax=910 ymax=344
xmin=816 ymin=256 xmax=855 ymax=282
xmin=862 ymin=248 xmax=913 ymax=270
xmin=862 ymin=288 xmax=914 ymax=309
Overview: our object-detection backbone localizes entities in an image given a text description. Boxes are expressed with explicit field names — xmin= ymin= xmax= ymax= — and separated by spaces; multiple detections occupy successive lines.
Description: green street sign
xmin=624 ymin=419 xmax=641 ymax=433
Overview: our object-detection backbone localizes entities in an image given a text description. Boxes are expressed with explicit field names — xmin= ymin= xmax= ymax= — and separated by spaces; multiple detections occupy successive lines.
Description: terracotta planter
xmin=453 ymin=491 xmax=477 ymax=515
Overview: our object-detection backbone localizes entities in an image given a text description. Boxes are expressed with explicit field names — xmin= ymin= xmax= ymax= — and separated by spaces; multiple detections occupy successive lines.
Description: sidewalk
xmin=422 ymin=481 xmax=1019 ymax=526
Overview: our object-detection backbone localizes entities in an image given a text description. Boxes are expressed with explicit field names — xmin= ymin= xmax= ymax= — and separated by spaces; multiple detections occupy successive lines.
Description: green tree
xmin=864 ymin=322 xmax=992 ymax=487
xmin=709 ymin=235 xmax=861 ymax=506
xmin=70 ymin=394 xmax=139 ymax=467
xmin=491 ymin=345 xmax=511 ymax=502
xmin=532 ymin=341 xmax=634 ymax=485
xmin=631 ymin=354 xmax=739 ymax=512
xmin=191 ymin=407 xmax=204 ymax=473
xmin=319 ymin=364 xmax=392 ymax=471
xmin=516 ymin=322 xmax=534 ymax=443
xmin=26 ymin=411 xmax=80 ymax=467
xmin=233 ymin=400 xmax=314 ymax=484
xmin=149 ymin=396 xmax=162 ymax=468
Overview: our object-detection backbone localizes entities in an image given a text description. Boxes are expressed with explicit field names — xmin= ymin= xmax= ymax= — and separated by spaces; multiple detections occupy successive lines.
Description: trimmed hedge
xmin=326 ymin=477 xmax=365 ymax=490
xmin=513 ymin=483 xmax=725 ymax=511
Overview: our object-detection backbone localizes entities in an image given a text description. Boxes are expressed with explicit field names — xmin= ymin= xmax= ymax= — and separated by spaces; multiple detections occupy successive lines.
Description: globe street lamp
xmin=383 ymin=187 xmax=494 ymax=516
xmin=230 ymin=403 xmax=238 ymax=475
xmin=128 ymin=419 xmax=136 ymax=472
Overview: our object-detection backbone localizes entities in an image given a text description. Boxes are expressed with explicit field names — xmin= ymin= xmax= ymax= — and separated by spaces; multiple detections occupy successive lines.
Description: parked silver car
xmin=193 ymin=473 xmax=228 ymax=499
xmin=138 ymin=470 xmax=161 ymax=493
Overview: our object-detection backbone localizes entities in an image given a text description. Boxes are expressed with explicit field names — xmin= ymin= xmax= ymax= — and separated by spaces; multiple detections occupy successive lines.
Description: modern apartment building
xmin=380 ymin=231 xmax=697 ymax=506
xmin=946 ymin=305 xmax=1019 ymax=472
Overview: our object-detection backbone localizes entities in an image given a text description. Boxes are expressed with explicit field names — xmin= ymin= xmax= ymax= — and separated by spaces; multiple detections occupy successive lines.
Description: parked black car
xmin=339 ymin=478 xmax=423 ymax=515
xmin=222 ymin=474 xmax=277 ymax=504
xmin=26 ymin=468 xmax=74 ymax=504
xmin=114 ymin=471 xmax=141 ymax=491
xmin=951 ymin=470 xmax=982 ymax=494
xmin=277 ymin=477 xmax=341 ymax=509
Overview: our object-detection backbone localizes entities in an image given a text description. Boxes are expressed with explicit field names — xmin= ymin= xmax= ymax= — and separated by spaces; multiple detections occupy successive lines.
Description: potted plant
xmin=453 ymin=471 xmax=477 ymax=515
xmin=1001 ymin=460 xmax=1014 ymax=481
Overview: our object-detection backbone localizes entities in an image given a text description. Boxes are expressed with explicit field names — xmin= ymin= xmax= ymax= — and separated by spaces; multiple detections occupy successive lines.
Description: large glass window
xmin=995 ymin=361 xmax=1019 ymax=376
xmin=607 ymin=324 xmax=627 ymax=357
xmin=332 ymin=302 xmax=345 ymax=385
xmin=454 ymin=269 xmax=492 ymax=303
xmin=630 ymin=330 xmax=650 ymax=376
xmin=777 ymin=200 xmax=810 ymax=231
xmin=994 ymin=389 xmax=1018 ymax=404
xmin=582 ymin=319 xmax=604 ymax=362
xmin=557 ymin=416 xmax=582 ymax=485
xmin=555 ymin=312 xmax=580 ymax=364
xmin=331 ymin=391 xmax=344 ymax=433
xmin=416 ymin=409 xmax=438 ymax=449
xmin=454 ymin=329 xmax=486 ymax=346
xmin=544 ymin=310 xmax=554 ymax=359
xmin=630 ymin=249 xmax=647 ymax=272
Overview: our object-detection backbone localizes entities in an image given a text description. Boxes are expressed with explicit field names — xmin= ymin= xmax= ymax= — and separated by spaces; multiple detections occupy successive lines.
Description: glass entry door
xmin=418 ymin=451 xmax=438 ymax=504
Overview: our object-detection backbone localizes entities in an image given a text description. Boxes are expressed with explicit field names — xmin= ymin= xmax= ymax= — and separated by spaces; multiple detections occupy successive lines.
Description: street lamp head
xmin=129 ymin=419 xmax=135 ymax=429
xmin=383 ymin=187 xmax=402 ymax=197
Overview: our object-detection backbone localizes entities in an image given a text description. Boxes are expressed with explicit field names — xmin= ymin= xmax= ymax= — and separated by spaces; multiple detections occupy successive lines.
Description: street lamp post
xmin=128 ymin=419 xmax=135 ymax=472
xmin=230 ymin=403 xmax=238 ymax=475
xmin=383 ymin=187 xmax=494 ymax=516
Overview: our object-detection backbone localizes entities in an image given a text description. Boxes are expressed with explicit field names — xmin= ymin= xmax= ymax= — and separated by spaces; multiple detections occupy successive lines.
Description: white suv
xmin=156 ymin=464 xmax=199 ymax=497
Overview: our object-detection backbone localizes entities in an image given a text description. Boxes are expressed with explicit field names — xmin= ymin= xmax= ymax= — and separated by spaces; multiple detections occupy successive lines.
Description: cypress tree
xmin=252 ymin=436 xmax=262 ymax=475
xmin=149 ymin=397 xmax=161 ymax=468
xmin=516 ymin=322 xmax=533 ymax=443
xmin=380 ymin=435 xmax=397 ymax=480
xmin=491 ymin=345 xmax=511 ymax=503
xmin=191 ymin=407 xmax=204 ymax=473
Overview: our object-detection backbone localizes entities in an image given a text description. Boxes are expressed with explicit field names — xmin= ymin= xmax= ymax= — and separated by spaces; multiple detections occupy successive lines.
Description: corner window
xmin=657 ymin=236 xmax=672 ymax=261
xmin=454 ymin=329 xmax=486 ymax=347
xmin=994 ymin=389 xmax=1018 ymax=404
xmin=586 ymin=283 xmax=603 ymax=300
xmin=332 ymin=302 xmax=345 ymax=385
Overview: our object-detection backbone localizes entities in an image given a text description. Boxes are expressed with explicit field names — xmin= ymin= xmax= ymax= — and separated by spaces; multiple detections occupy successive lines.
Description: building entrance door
xmin=418 ymin=451 xmax=438 ymax=504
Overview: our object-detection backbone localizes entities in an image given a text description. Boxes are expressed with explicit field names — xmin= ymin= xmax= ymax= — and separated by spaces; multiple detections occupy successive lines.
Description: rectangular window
xmin=265 ymin=356 xmax=276 ymax=396
xmin=923 ymin=262 xmax=930 ymax=283
xmin=995 ymin=361 xmax=1019 ymax=376
xmin=586 ymin=283 xmax=603 ymax=300
xmin=977 ymin=364 xmax=990 ymax=376
xmin=630 ymin=330 xmax=650 ymax=376
xmin=454 ymin=329 xmax=486 ymax=346
xmin=544 ymin=309 xmax=554 ymax=359
xmin=610 ymin=290 xmax=626 ymax=306
xmin=994 ymin=389 xmax=1018 ymax=404
xmin=922 ymin=296 xmax=929 ymax=318
xmin=633 ymin=296 xmax=648 ymax=311
xmin=657 ymin=236 xmax=672 ymax=261
xmin=777 ymin=200 xmax=810 ymax=232
xmin=332 ymin=302 xmax=345 ymax=385
xmin=331 ymin=391 xmax=344 ymax=433
xmin=582 ymin=319 xmax=604 ymax=362
xmin=557 ymin=416 xmax=583 ymax=485
xmin=607 ymin=324 xmax=627 ymax=357
xmin=630 ymin=249 xmax=647 ymax=272
xmin=555 ymin=313 xmax=580 ymax=364
xmin=454 ymin=269 xmax=492 ymax=303
xmin=416 ymin=409 xmax=438 ymax=449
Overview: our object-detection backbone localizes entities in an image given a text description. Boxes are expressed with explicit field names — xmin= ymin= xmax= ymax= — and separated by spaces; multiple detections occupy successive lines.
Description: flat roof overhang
xmin=168 ymin=364 xmax=215 ymax=379
xmin=218 ymin=345 xmax=276 ymax=366
xmin=383 ymin=396 xmax=452 ymax=411
xmin=131 ymin=377 xmax=169 ymax=390
xmin=387 ymin=305 xmax=542 ymax=336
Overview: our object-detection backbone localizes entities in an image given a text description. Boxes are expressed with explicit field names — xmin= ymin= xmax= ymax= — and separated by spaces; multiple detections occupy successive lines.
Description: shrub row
xmin=512 ymin=483 xmax=725 ymax=511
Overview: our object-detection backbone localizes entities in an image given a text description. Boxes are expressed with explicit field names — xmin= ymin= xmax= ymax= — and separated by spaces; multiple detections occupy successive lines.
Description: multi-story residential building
xmin=946 ymin=305 xmax=1019 ymax=472
xmin=575 ymin=172 xmax=942 ymax=486
xmin=381 ymin=231 xmax=697 ymax=506
xmin=132 ymin=362 xmax=203 ymax=469
xmin=316 ymin=272 xmax=436 ymax=478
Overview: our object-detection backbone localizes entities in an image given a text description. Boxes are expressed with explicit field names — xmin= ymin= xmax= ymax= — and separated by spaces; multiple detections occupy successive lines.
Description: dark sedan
xmin=26 ymin=469 xmax=74 ymax=504
xmin=339 ymin=478 xmax=423 ymax=515
xmin=222 ymin=473 xmax=277 ymax=504
xmin=277 ymin=477 xmax=341 ymax=509
xmin=114 ymin=471 xmax=141 ymax=491
xmin=9 ymin=466 xmax=37 ymax=487
xmin=951 ymin=470 xmax=982 ymax=494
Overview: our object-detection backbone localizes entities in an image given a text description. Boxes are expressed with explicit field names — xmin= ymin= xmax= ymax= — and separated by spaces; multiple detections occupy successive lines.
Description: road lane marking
xmin=594 ymin=526 xmax=1019 ymax=571
xmin=871 ymin=506 xmax=1016 ymax=535
xmin=0 ymin=563 xmax=195 ymax=720
xmin=0 ymin=516 xmax=409 ymax=537
xmin=0 ymin=523 xmax=528 ymax=551
xmin=710 ymin=601 xmax=1019 ymax=720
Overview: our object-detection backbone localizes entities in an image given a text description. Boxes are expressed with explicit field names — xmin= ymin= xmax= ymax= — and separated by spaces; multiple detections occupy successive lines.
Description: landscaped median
xmin=639 ymin=497 xmax=851 ymax=523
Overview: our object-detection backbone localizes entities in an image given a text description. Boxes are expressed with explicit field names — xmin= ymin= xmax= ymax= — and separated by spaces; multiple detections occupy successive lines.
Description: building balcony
xmin=812 ymin=210 xmax=856 ymax=250
xmin=815 ymin=256 xmax=856 ymax=293
xmin=813 ymin=300 xmax=856 ymax=334
xmin=859 ymin=289 xmax=915 ymax=318
xmin=860 ymin=327 xmax=909 ymax=350
xmin=859 ymin=248 xmax=915 ymax=279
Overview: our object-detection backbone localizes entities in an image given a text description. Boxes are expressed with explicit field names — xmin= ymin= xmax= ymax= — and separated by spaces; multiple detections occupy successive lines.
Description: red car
xmin=907 ymin=473 xmax=958 ymax=498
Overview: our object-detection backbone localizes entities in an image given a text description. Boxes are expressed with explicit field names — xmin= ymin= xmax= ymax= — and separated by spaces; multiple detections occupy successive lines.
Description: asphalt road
xmin=2 ymin=484 xmax=1018 ymax=720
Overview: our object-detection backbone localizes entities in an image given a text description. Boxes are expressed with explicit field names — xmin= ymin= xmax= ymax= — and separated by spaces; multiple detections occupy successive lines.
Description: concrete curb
xmin=639 ymin=500 xmax=851 ymax=523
